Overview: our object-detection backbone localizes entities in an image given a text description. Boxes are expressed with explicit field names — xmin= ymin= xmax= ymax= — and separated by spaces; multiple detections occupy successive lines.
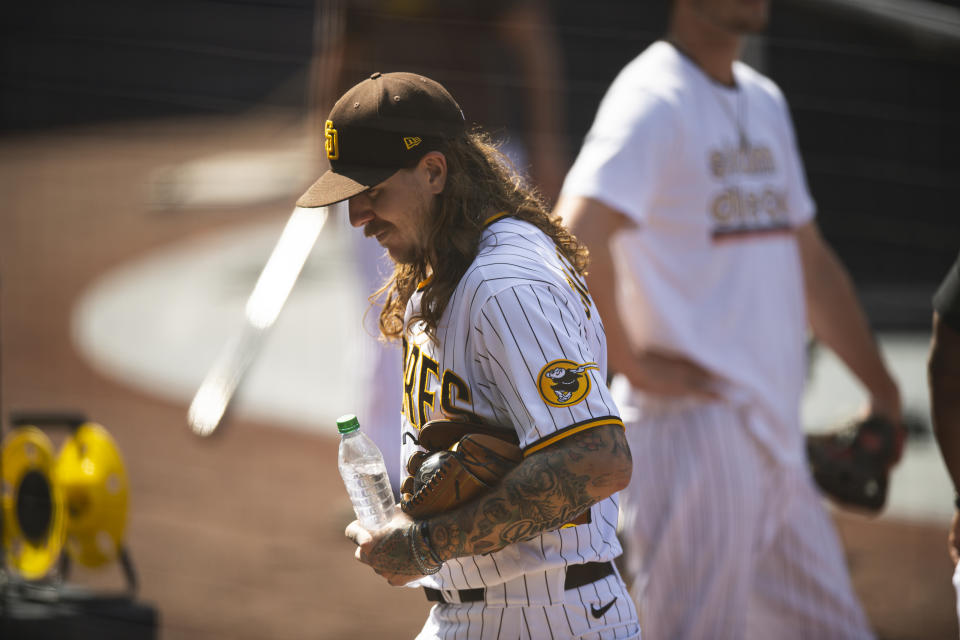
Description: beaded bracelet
xmin=419 ymin=521 xmax=444 ymax=566
xmin=408 ymin=523 xmax=442 ymax=575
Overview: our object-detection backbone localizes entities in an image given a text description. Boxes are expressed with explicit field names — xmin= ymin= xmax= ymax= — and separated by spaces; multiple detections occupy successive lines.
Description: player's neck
xmin=667 ymin=15 xmax=742 ymax=87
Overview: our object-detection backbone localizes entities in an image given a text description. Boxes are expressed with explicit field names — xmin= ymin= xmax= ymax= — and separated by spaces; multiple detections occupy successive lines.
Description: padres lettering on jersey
xmin=400 ymin=217 xmax=626 ymax=594
xmin=401 ymin=338 xmax=477 ymax=429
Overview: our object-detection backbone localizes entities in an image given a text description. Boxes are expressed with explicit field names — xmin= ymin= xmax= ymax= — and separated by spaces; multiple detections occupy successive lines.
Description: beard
xmin=386 ymin=242 xmax=424 ymax=265
xmin=364 ymin=219 xmax=428 ymax=266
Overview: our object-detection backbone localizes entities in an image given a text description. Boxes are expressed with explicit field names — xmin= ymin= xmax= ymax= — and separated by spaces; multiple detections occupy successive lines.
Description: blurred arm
xmin=929 ymin=312 xmax=960 ymax=563
xmin=554 ymin=195 xmax=719 ymax=398
xmin=930 ymin=313 xmax=960 ymax=491
xmin=554 ymin=195 xmax=634 ymax=375
xmin=795 ymin=221 xmax=901 ymax=422
xmin=497 ymin=1 xmax=570 ymax=203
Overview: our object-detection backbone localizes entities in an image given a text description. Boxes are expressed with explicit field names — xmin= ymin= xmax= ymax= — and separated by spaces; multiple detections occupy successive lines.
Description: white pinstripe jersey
xmin=400 ymin=215 xmax=625 ymax=593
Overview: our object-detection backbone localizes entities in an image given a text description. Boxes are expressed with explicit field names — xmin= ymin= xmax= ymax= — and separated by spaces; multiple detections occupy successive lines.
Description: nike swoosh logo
xmin=590 ymin=598 xmax=617 ymax=619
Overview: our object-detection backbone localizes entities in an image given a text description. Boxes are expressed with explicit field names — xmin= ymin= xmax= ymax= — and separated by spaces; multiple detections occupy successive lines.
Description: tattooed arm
xmin=429 ymin=422 xmax=631 ymax=558
xmin=345 ymin=423 xmax=631 ymax=585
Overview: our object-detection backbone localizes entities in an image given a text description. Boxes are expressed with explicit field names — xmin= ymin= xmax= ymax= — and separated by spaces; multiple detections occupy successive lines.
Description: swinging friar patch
xmin=537 ymin=359 xmax=599 ymax=407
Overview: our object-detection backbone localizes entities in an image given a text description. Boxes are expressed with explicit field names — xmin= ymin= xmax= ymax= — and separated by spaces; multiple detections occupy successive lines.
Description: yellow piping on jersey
xmin=483 ymin=211 xmax=511 ymax=227
xmin=416 ymin=274 xmax=433 ymax=291
xmin=523 ymin=417 xmax=625 ymax=457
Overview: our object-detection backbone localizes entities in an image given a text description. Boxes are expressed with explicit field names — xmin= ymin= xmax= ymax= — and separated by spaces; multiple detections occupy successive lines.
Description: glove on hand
xmin=806 ymin=414 xmax=905 ymax=513
xmin=400 ymin=419 xmax=522 ymax=519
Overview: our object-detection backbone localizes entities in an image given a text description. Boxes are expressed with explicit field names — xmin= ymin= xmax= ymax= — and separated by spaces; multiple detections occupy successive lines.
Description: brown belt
xmin=423 ymin=560 xmax=615 ymax=604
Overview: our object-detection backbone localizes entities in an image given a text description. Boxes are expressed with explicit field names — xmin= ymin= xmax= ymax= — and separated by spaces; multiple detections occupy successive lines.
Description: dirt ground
xmin=1 ymin=112 xmax=957 ymax=639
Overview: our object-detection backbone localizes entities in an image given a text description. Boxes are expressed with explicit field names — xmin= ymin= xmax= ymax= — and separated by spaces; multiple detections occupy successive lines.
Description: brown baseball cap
xmin=297 ymin=72 xmax=466 ymax=208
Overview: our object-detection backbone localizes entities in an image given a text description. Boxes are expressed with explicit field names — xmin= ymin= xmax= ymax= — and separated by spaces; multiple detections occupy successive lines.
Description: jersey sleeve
xmin=471 ymin=283 xmax=622 ymax=453
xmin=561 ymin=80 xmax=677 ymax=227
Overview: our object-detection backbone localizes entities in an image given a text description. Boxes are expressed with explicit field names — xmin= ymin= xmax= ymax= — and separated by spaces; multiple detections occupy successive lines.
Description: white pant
xmin=415 ymin=567 xmax=641 ymax=640
xmin=618 ymin=399 xmax=873 ymax=640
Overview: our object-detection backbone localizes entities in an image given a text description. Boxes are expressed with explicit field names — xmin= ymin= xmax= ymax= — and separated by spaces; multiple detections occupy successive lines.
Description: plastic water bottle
xmin=336 ymin=414 xmax=395 ymax=530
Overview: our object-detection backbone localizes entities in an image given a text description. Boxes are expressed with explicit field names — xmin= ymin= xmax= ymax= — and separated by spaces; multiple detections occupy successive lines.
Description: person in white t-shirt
xmin=555 ymin=0 xmax=902 ymax=637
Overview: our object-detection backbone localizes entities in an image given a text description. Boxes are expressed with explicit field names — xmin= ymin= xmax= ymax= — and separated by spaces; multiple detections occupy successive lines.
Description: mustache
xmin=363 ymin=222 xmax=391 ymax=238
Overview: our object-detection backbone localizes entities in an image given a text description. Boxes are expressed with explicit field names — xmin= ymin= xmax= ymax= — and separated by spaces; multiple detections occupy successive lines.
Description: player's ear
xmin=419 ymin=151 xmax=447 ymax=196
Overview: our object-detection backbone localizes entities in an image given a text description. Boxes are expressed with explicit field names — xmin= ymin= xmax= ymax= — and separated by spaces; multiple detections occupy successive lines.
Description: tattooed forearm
xmin=427 ymin=423 xmax=631 ymax=561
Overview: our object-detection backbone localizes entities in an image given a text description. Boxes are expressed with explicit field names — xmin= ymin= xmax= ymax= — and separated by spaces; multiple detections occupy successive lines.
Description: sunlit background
xmin=2 ymin=0 xmax=959 ymax=638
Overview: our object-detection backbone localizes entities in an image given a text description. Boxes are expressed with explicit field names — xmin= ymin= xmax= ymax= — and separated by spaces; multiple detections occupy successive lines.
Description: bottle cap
xmin=336 ymin=414 xmax=360 ymax=434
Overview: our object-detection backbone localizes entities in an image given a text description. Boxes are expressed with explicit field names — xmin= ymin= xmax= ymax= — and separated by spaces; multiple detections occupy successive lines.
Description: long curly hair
xmin=373 ymin=129 xmax=588 ymax=342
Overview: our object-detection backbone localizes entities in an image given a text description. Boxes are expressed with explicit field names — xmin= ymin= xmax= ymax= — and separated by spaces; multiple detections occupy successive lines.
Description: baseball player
xmin=554 ymin=0 xmax=902 ymax=637
xmin=298 ymin=72 xmax=640 ymax=639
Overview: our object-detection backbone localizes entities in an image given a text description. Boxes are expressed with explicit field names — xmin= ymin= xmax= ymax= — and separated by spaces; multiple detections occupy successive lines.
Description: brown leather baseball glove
xmin=400 ymin=419 xmax=523 ymax=519
xmin=806 ymin=414 xmax=906 ymax=513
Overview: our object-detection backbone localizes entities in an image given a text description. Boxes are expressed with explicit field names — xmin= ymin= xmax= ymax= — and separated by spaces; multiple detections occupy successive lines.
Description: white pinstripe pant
xmin=618 ymin=399 xmax=873 ymax=640
xmin=415 ymin=568 xmax=641 ymax=640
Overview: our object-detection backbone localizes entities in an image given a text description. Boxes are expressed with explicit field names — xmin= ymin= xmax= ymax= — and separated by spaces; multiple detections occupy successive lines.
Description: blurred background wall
xmin=4 ymin=0 xmax=957 ymax=329
xmin=2 ymin=0 xmax=315 ymax=130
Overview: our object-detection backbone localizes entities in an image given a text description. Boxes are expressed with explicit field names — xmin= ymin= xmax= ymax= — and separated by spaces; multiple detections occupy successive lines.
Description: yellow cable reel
xmin=1 ymin=425 xmax=66 ymax=579
xmin=54 ymin=421 xmax=129 ymax=568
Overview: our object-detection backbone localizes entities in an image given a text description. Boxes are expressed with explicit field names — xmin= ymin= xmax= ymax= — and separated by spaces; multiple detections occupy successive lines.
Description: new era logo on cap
xmin=297 ymin=72 xmax=466 ymax=209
